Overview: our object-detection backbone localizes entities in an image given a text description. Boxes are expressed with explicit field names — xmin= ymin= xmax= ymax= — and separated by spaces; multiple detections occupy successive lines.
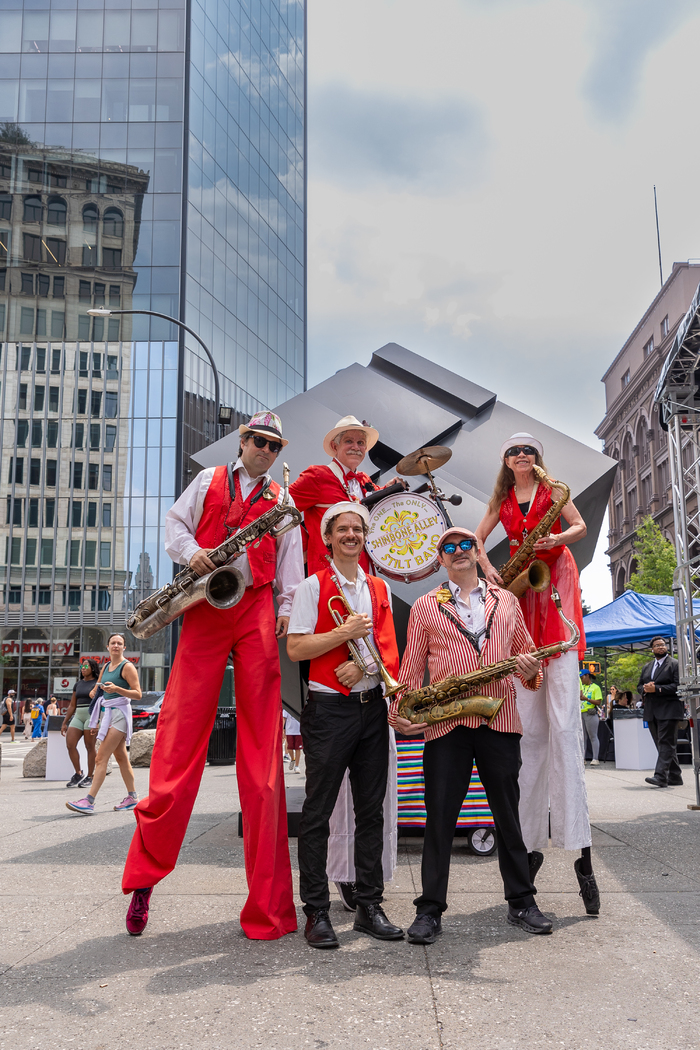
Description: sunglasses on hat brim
xmin=439 ymin=538 xmax=476 ymax=554
xmin=505 ymin=445 xmax=537 ymax=458
xmin=250 ymin=433 xmax=283 ymax=454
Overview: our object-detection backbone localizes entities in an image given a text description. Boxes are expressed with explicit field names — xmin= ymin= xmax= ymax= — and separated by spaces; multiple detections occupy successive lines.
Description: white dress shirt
xmin=651 ymin=656 xmax=667 ymax=679
xmin=448 ymin=578 xmax=487 ymax=650
xmin=288 ymin=561 xmax=393 ymax=693
xmin=164 ymin=458 xmax=304 ymax=616
xmin=329 ymin=459 xmax=363 ymax=500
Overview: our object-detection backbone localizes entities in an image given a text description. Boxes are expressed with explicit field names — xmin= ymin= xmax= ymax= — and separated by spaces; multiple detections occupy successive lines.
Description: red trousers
xmin=122 ymin=584 xmax=297 ymax=940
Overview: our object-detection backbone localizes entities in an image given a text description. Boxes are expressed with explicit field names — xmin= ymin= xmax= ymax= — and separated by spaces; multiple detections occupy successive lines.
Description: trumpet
xmin=326 ymin=561 xmax=401 ymax=698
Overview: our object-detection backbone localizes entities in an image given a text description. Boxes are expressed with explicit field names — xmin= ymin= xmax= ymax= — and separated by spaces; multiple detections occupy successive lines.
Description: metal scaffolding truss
xmin=655 ymin=281 xmax=700 ymax=806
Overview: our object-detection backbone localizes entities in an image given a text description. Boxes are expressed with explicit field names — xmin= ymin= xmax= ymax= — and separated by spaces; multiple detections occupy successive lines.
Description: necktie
xmin=652 ymin=659 xmax=661 ymax=679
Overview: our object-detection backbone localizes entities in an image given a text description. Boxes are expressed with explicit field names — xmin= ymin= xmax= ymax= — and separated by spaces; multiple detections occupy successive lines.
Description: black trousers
xmin=648 ymin=716 xmax=682 ymax=783
xmin=415 ymin=725 xmax=535 ymax=916
xmin=298 ymin=691 xmax=389 ymax=915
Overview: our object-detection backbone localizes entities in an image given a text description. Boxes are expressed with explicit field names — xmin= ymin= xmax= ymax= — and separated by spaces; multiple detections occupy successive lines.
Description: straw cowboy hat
xmin=323 ymin=416 xmax=379 ymax=459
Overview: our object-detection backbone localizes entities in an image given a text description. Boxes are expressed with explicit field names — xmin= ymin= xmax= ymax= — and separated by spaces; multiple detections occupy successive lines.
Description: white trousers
xmin=515 ymin=649 xmax=592 ymax=851
xmin=325 ymin=730 xmax=398 ymax=883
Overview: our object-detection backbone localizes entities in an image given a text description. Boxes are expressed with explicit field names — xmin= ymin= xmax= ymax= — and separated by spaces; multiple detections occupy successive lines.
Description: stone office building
xmin=595 ymin=261 xmax=700 ymax=597
xmin=0 ymin=0 xmax=306 ymax=703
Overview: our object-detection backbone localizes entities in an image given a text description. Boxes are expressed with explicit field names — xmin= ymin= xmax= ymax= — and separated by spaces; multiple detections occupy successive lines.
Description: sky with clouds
xmin=304 ymin=0 xmax=700 ymax=610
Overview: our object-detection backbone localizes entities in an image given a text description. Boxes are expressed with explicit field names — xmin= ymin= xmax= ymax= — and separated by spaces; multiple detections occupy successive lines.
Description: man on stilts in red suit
xmin=123 ymin=411 xmax=304 ymax=940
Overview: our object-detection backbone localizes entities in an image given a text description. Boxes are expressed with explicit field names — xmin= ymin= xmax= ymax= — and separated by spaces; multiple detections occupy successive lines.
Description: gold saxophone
xmin=397 ymin=588 xmax=579 ymax=726
xmin=499 ymin=464 xmax=571 ymax=598
xmin=126 ymin=464 xmax=301 ymax=640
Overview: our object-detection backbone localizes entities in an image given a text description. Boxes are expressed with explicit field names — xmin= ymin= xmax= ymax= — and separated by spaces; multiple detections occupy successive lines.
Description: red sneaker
xmin=126 ymin=887 xmax=153 ymax=936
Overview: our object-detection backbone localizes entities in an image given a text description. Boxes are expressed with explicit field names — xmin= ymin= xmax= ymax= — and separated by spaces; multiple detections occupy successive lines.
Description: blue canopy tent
xmin=583 ymin=591 xmax=676 ymax=648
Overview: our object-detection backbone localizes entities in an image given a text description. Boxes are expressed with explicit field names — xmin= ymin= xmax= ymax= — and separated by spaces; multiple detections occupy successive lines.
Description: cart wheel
xmin=468 ymin=827 xmax=496 ymax=856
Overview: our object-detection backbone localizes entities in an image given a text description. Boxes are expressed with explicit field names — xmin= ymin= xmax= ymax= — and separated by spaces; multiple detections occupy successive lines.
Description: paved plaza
xmin=1 ymin=739 xmax=700 ymax=1050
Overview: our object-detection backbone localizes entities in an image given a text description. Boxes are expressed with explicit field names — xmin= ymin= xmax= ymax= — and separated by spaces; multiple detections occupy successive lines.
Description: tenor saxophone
xmin=499 ymin=464 xmax=571 ymax=597
xmin=126 ymin=464 xmax=301 ymax=640
xmin=397 ymin=588 xmax=579 ymax=726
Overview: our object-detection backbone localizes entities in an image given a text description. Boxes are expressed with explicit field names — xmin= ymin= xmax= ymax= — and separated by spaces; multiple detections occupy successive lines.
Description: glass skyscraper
xmin=0 ymin=0 xmax=306 ymax=702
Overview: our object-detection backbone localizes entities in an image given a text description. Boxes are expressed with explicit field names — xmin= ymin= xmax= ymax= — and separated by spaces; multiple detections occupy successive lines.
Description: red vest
xmin=195 ymin=465 xmax=280 ymax=589
xmin=309 ymin=567 xmax=399 ymax=695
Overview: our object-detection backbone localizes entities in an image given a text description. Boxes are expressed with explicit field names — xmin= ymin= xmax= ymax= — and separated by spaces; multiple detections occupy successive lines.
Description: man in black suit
xmin=637 ymin=636 xmax=683 ymax=788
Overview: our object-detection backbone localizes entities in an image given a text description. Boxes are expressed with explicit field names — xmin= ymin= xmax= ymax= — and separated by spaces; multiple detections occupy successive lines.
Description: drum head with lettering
xmin=365 ymin=493 xmax=447 ymax=582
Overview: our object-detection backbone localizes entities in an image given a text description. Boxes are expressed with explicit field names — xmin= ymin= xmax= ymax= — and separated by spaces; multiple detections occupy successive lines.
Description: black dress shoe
xmin=407 ymin=914 xmax=442 ymax=944
xmin=528 ymin=850 xmax=544 ymax=884
xmin=335 ymin=881 xmax=357 ymax=912
xmin=573 ymin=857 xmax=600 ymax=915
xmin=353 ymin=903 xmax=404 ymax=941
xmin=645 ymin=776 xmax=668 ymax=787
xmin=304 ymin=909 xmax=339 ymax=949
xmin=507 ymin=904 xmax=553 ymax=934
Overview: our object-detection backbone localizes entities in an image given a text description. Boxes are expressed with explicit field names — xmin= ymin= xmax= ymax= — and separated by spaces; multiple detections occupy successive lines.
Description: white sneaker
xmin=293 ymin=765 xmax=300 ymax=774
xmin=590 ymin=759 xmax=600 ymax=765
xmin=288 ymin=758 xmax=295 ymax=771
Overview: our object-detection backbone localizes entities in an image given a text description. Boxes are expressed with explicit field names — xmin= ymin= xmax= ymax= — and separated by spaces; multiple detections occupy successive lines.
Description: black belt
xmin=308 ymin=685 xmax=382 ymax=704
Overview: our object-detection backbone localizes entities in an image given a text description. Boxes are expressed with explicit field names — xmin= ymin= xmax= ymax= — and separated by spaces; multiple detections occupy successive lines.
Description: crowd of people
xmin=6 ymin=409 xmax=686 ymax=950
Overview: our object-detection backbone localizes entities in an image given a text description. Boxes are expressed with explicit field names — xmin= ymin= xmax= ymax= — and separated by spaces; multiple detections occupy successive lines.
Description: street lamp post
xmin=87 ymin=307 xmax=230 ymax=438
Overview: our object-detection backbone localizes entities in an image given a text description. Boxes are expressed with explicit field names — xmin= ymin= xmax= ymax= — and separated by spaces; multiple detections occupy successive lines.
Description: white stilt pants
xmin=515 ymin=649 xmax=592 ymax=851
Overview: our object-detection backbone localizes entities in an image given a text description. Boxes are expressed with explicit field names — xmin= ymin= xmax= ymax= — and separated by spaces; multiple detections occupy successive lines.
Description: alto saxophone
xmin=397 ymin=588 xmax=579 ymax=726
xmin=499 ymin=464 xmax=571 ymax=597
xmin=126 ymin=463 xmax=301 ymax=640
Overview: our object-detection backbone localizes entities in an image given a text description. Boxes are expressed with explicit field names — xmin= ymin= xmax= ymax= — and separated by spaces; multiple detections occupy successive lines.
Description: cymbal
xmin=397 ymin=445 xmax=452 ymax=476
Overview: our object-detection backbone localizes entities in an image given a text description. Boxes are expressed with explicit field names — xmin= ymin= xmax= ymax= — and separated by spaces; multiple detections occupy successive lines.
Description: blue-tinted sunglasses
xmin=440 ymin=539 xmax=476 ymax=554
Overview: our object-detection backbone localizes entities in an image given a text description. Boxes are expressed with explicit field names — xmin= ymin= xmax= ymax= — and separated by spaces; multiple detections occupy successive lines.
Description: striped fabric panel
xmin=396 ymin=740 xmax=495 ymax=829
xmin=393 ymin=584 xmax=539 ymax=742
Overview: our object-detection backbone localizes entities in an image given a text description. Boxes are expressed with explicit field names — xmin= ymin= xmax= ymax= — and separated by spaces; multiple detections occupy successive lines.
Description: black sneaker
xmin=407 ymin=914 xmax=442 ymax=945
xmin=573 ymin=858 xmax=600 ymax=915
xmin=335 ymin=882 xmax=357 ymax=912
xmin=79 ymin=775 xmax=93 ymax=788
xmin=507 ymin=904 xmax=553 ymax=934
xmin=66 ymin=772 xmax=84 ymax=789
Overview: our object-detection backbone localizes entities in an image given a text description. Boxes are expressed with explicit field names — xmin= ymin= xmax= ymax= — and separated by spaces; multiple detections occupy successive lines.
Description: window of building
xmin=21 ymin=273 xmax=34 ymax=295
xmin=23 ymin=234 xmax=42 ymax=262
xmin=621 ymin=369 xmax=630 ymax=390
xmin=36 ymin=347 xmax=46 ymax=373
xmin=45 ymin=460 xmax=56 ymax=487
xmin=46 ymin=420 xmax=58 ymax=448
xmin=53 ymin=276 xmax=64 ymax=299
xmin=79 ymin=280 xmax=91 ymax=302
xmin=0 ymin=194 xmax=11 ymax=221
xmin=44 ymin=498 xmax=55 ymax=527
xmin=109 ymin=285 xmax=120 ymax=307
xmin=73 ymin=422 xmax=84 ymax=448
xmin=78 ymin=351 xmax=89 ymax=377
xmin=9 ymin=537 xmax=21 ymax=565
xmin=36 ymin=309 xmax=46 ymax=338
xmin=48 ymin=386 xmax=59 ymax=412
xmin=644 ymin=336 xmax=654 ymax=357
xmin=28 ymin=498 xmax=39 ymax=528
xmin=100 ymin=541 xmax=111 ymax=568
xmin=89 ymin=423 xmax=100 ymax=450
xmin=106 ymin=356 xmax=118 ymax=380
xmin=104 ymin=392 xmax=118 ymax=418
xmin=6 ymin=497 xmax=22 ymax=526
xmin=103 ymin=208 xmax=124 ymax=237
xmin=102 ymin=464 xmax=112 ymax=491
xmin=77 ymin=389 xmax=87 ymax=414
xmin=70 ymin=461 xmax=83 ymax=488
xmin=25 ymin=538 xmax=36 ymax=566
xmin=27 ymin=169 xmax=42 ymax=185
xmin=82 ymin=245 xmax=98 ymax=267
xmin=67 ymin=541 xmax=81 ymax=567
xmin=107 ymin=317 xmax=120 ymax=341
xmin=20 ymin=346 xmax=31 ymax=371
xmin=50 ymin=311 xmax=65 ymax=339
xmin=23 ymin=196 xmax=43 ymax=223
xmin=102 ymin=503 xmax=112 ymax=527
xmin=31 ymin=421 xmax=42 ymax=447
xmin=83 ymin=204 xmax=98 ymax=232
xmin=29 ymin=459 xmax=41 ymax=486
xmin=7 ymin=587 xmax=21 ymax=605
xmin=67 ymin=587 xmax=82 ymax=608
xmin=91 ymin=391 xmax=102 ymax=417
xmin=93 ymin=283 xmax=105 ymax=305
xmin=33 ymin=586 xmax=51 ymax=606
xmin=661 ymin=315 xmax=669 ymax=338
xmin=102 ymin=248 xmax=122 ymax=270
xmin=85 ymin=540 xmax=96 ymax=568
xmin=34 ymin=385 xmax=44 ymax=411
xmin=51 ymin=347 xmax=62 ymax=373
xmin=19 ymin=383 xmax=27 ymax=410
xmin=92 ymin=589 xmax=111 ymax=611
xmin=47 ymin=197 xmax=67 ymax=227
xmin=45 ymin=238 xmax=66 ymax=266
xmin=36 ymin=275 xmax=50 ymax=299
xmin=40 ymin=538 xmax=53 ymax=565
xmin=88 ymin=463 xmax=99 ymax=490
xmin=87 ymin=502 xmax=97 ymax=528
xmin=20 ymin=307 xmax=34 ymax=335
xmin=16 ymin=420 xmax=29 ymax=448
xmin=69 ymin=501 xmax=82 ymax=528
xmin=0 ymin=269 xmax=5 ymax=293
xmin=105 ymin=424 xmax=117 ymax=452
xmin=92 ymin=316 xmax=104 ymax=341
xmin=8 ymin=458 xmax=23 ymax=484
xmin=92 ymin=352 xmax=102 ymax=377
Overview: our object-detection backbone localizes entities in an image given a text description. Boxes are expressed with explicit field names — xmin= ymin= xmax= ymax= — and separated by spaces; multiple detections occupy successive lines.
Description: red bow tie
xmin=345 ymin=470 xmax=361 ymax=481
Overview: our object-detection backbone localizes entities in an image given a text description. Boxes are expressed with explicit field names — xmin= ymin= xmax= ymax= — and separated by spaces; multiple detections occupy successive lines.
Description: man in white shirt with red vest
xmin=287 ymin=502 xmax=404 ymax=949
xmin=123 ymin=411 xmax=304 ymax=941
xmin=392 ymin=526 xmax=552 ymax=944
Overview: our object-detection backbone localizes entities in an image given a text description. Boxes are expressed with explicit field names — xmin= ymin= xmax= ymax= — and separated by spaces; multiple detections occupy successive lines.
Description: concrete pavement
xmin=1 ymin=741 xmax=700 ymax=1050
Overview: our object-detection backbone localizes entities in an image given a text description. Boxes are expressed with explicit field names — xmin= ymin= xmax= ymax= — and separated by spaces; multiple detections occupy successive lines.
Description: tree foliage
xmin=605 ymin=651 xmax=648 ymax=692
xmin=0 ymin=122 xmax=34 ymax=145
xmin=626 ymin=516 xmax=676 ymax=596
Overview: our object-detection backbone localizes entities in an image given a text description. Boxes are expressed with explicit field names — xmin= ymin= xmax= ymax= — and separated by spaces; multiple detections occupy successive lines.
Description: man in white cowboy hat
xmin=291 ymin=415 xmax=403 ymax=576
xmin=287 ymin=501 xmax=403 ymax=949
xmin=122 ymin=411 xmax=304 ymax=942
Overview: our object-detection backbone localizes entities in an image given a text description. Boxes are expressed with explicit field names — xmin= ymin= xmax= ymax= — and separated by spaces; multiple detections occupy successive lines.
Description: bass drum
xmin=365 ymin=492 xmax=447 ymax=583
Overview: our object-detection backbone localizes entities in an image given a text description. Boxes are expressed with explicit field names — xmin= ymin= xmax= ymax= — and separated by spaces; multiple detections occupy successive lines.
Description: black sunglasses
xmin=251 ymin=434 xmax=282 ymax=454
xmin=505 ymin=445 xmax=537 ymax=458
xmin=440 ymin=539 xmax=476 ymax=554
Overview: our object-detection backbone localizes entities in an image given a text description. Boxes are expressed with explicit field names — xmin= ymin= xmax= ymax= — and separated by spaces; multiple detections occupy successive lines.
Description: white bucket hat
xmin=499 ymin=432 xmax=544 ymax=461
xmin=323 ymin=416 xmax=379 ymax=459
xmin=320 ymin=501 xmax=370 ymax=541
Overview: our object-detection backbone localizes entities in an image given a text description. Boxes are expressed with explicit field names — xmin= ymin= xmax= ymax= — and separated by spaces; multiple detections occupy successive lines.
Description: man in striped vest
xmin=392 ymin=526 xmax=552 ymax=943
xmin=122 ymin=411 xmax=304 ymax=941
xmin=287 ymin=501 xmax=404 ymax=949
